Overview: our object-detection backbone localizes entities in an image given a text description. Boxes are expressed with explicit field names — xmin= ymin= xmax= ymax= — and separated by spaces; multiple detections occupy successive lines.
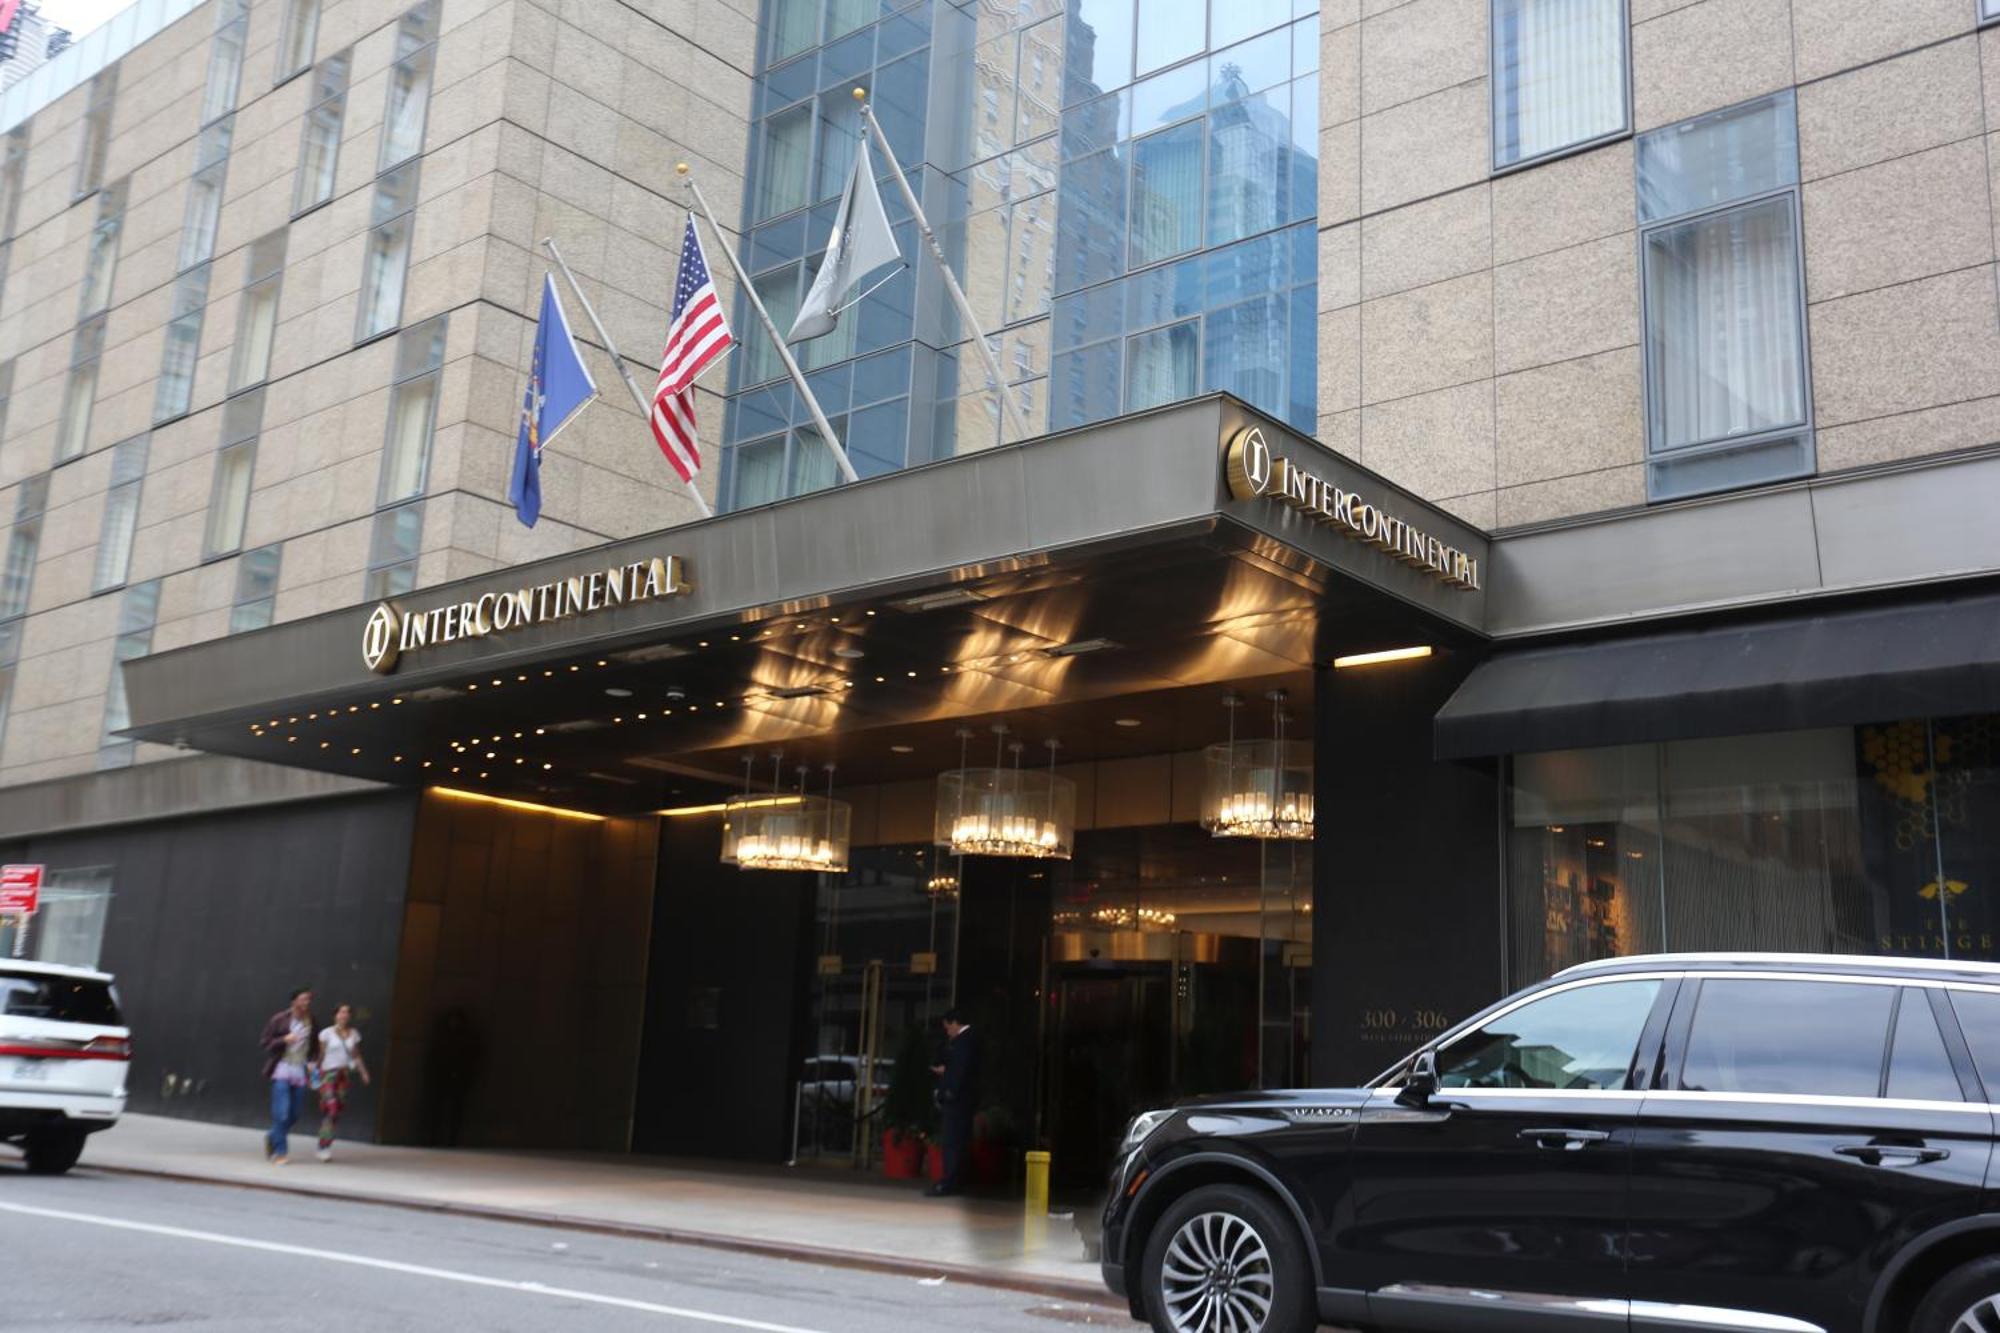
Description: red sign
xmin=0 ymin=864 xmax=42 ymax=915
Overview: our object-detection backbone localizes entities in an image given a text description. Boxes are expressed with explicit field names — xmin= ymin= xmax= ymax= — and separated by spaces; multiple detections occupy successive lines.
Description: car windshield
xmin=0 ymin=972 xmax=121 ymax=1025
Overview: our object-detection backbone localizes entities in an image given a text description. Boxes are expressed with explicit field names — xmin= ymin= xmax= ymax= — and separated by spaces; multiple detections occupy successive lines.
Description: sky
xmin=31 ymin=0 xmax=127 ymax=37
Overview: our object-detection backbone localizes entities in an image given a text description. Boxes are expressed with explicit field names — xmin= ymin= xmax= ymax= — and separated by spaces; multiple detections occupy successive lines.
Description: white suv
xmin=0 ymin=961 xmax=129 ymax=1173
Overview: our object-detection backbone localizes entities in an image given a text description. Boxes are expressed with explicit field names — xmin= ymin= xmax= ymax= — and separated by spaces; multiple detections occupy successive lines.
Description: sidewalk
xmin=73 ymin=1115 xmax=1113 ymax=1304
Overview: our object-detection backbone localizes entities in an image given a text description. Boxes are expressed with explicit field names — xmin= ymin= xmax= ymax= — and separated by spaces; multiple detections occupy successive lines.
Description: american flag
xmin=651 ymin=215 xmax=734 ymax=481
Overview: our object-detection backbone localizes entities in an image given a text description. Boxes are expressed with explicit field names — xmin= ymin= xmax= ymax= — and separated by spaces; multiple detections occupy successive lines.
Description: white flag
xmin=788 ymin=137 xmax=902 ymax=342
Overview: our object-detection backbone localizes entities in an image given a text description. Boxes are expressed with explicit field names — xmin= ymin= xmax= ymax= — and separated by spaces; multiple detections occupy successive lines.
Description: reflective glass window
xmin=1886 ymin=990 xmax=1963 ymax=1103
xmin=1492 ymin=0 xmax=1629 ymax=170
xmin=1681 ymin=979 xmax=1893 ymax=1098
xmin=1439 ymin=979 xmax=1660 ymax=1090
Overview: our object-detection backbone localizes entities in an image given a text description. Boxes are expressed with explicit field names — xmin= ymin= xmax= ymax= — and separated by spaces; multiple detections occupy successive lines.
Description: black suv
xmin=1101 ymin=953 xmax=2000 ymax=1333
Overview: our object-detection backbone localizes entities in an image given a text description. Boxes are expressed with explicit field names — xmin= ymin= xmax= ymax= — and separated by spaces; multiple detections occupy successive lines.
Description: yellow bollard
xmin=1024 ymin=1149 xmax=1051 ymax=1215
xmin=1023 ymin=1149 xmax=1052 ymax=1252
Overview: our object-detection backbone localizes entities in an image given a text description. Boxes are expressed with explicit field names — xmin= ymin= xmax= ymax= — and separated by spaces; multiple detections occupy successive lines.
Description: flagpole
xmin=854 ymin=90 xmax=1031 ymax=444
xmin=540 ymin=237 xmax=715 ymax=520
xmin=675 ymin=164 xmax=861 ymax=486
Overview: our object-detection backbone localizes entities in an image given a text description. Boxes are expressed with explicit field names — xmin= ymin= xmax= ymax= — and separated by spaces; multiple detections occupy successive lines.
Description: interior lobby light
xmin=431 ymin=787 xmax=605 ymax=822
xmin=1333 ymin=645 xmax=1433 ymax=669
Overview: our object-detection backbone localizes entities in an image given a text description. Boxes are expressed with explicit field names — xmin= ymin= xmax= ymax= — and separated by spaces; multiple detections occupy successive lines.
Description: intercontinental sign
xmin=362 ymin=555 xmax=690 ymax=674
xmin=1224 ymin=427 xmax=1480 ymax=591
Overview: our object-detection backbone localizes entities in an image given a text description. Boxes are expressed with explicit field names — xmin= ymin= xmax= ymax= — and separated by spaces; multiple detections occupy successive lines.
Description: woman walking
xmin=314 ymin=1003 xmax=370 ymax=1162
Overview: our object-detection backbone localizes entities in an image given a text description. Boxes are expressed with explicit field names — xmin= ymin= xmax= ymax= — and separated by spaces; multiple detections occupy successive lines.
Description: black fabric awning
xmin=1435 ymin=588 xmax=2000 ymax=758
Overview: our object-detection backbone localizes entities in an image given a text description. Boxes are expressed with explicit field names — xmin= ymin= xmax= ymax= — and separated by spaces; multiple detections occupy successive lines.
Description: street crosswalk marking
xmin=0 ymin=1199 xmax=834 ymax=1332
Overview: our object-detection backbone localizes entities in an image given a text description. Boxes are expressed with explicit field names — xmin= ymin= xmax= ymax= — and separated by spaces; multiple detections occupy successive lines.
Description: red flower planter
xmin=881 ymin=1130 xmax=925 ymax=1179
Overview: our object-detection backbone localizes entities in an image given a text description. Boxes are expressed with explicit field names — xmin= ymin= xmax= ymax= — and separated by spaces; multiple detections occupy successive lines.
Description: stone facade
xmin=0 ymin=0 xmax=753 ymax=783
xmin=1319 ymin=0 xmax=2000 ymax=530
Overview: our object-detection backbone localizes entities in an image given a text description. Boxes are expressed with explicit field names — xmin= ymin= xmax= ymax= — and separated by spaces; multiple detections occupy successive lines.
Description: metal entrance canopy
xmin=120 ymin=397 xmax=1490 ymax=813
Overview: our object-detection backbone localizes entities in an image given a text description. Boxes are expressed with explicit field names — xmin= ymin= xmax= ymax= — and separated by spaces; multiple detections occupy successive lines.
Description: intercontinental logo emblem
xmin=1224 ymin=426 xmax=1480 ymax=592
xmin=362 ymin=555 xmax=690 ymax=674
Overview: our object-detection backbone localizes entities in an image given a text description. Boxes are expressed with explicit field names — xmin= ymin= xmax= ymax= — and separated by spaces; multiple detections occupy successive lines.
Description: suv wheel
xmin=21 ymin=1126 xmax=85 ymax=1175
xmin=1913 ymin=1256 xmax=2000 ymax=1333
xmin=1139 ymin=1184 xmax=1312 ymax=1333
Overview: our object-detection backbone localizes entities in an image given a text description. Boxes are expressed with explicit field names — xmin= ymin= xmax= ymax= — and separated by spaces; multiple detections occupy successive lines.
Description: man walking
xmin=260 ymin=987 xmax=319 ymax=1165
xmin=927 ymin=1007 xmax=979 ymax=1197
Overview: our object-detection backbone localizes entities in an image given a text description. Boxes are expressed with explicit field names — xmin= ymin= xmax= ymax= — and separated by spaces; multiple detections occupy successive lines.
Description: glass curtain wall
xmin=722 ymin=0 xmax=1318 ymax=511
xmin=1508 ymin=717 xmax=2000 ymax=984
xmin=795 ymin=845 xmax=962 ymax=1164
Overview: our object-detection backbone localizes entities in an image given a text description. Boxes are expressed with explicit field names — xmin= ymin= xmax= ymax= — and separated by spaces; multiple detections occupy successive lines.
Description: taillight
xmin=84 ymin=1036 xmax=131 ymax=1060
xmin=0 ymin=1036 xmax=130 ymax=1060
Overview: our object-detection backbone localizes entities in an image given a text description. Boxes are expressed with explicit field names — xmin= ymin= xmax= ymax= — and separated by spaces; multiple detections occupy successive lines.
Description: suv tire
xmin=1912 ymin=1255 xmax=2000 ymax=1333
xmin=1139 ymin=1183 xmax=1313 ymax=1333
xmin=21 ymin=1126 xmax=85 ymax=1175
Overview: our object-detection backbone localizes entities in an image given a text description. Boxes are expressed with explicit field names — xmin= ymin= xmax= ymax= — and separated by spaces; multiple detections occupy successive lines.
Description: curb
xmin=88 ymin=1161 xmax=1124 ymax=1311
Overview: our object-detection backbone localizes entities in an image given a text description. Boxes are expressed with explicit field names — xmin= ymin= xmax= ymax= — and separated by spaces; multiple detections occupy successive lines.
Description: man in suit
xmin=927 ymin=1007 xmax=979 ymax=1197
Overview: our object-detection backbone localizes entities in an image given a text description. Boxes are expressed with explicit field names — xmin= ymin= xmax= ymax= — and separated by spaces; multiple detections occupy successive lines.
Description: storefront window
xmin=1508 ymin=716 xmax=2000 ymax=985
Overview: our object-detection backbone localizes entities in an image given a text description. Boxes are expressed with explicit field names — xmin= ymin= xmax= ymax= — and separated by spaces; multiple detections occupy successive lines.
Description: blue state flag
xmin=509 ymin=274 xmax=598 ymax=527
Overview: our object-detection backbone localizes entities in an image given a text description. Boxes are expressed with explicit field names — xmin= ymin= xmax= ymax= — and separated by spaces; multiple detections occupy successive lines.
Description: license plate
xmin=11 ymin=1059 xmax=50 ymax=1080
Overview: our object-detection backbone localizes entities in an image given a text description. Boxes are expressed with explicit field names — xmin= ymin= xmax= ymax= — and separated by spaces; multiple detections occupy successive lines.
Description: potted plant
xmin=971 ymin=1103 xmax=1019 ymax=1187
xmin=879 ymin=1023 xmax=937 ymax=1179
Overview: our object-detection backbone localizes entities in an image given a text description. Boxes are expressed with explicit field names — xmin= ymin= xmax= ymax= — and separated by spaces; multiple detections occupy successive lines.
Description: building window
xmin=364 ymin=502 xmax=423 ymax=599
xmin=201 ymin=0 xmax=249 ymax=125
xmin=230 ymin=229 xmax=286 ymax=391
xmin=92 ymin=434 xmax=148 ymax=593
xmin=18 ymin=868 xmax=114 ymax=969
xmin=378 ymin=0 xmax=437 ymax=171
xmin=0 ymin=360 xmax=14 ymax=447
xmin=293 ymin=48 xmax=348 ymax=214
xmin=1637 ymin=92 xmax=1810 ymax=501
xmin=155 ymin=265 xmax=212 ymax=424
xmin=99 ymin=579 xmax=160 ymax=768
xmin=0 ymin=475 xmax=48 ymax=619
xmin=1491 ymin=0 xmax=1630 ymax=171
xmin=0 ymin=126 xmax=28 ymax=241
xmin=1131 ymin=121 xmax=1205 ymax=267
xmin=204 ymin=389 xmax=261 ymax=558
xmin=276 ymin=0 xmax=320 ymax=81
xmin=1985 ymin=0 xmax=2000 ymax=24
xmin=230 ymin=542 xmax=280 ymax=632
xmin=74 ymin=68 xmax=114 ymax=200
xmin=79 ymin=177 xmax=125 ymax=317
xmin=178 ymin=117 xmax=233 ymax=272
xmin=0 ymin=620 xmax=21 ymax=758
xmin=356 ymin=162 xmax=418 ymax=341
xmin=378 ymin=315 xmax=445 ymax=503
xmin=56 ymin=316 xmax=106 ymax=463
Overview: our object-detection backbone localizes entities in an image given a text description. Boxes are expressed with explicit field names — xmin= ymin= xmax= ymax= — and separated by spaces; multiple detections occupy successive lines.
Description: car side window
xmin=1886 ymin=989 xmax=1962 ymax=1103
xmin=1436 ymin=979 xmax=1661 ymax=1091
xmin=1947 ymin=989 xmax=2000 ymax=1098
xmin=1680 ymin=979 xmax=1893 ymax=1098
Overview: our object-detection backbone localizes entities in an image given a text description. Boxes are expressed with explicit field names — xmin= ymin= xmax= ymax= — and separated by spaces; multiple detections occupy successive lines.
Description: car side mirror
xmin=1398 ymin=1049 xmax=1439 ymax=1106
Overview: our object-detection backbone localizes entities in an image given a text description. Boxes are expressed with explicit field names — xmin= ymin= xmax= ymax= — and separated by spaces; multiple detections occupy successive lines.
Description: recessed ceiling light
xmin=1114 ymin=718 xmax=1142 ymax=727
xmin=605 ymin=687 xmax=633 ymax=698
xmin=891 ymin=744 xmax=915 ymax=753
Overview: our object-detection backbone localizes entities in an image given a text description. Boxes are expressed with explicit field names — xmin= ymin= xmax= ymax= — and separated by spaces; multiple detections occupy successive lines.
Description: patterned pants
xmin=317 ymin=1068 xmax=352 ymax=1151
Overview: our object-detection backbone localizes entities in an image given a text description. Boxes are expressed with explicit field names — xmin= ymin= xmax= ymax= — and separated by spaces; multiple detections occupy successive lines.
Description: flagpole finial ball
xmin=675 ymin=162 xmax=689 ymax=175
xmin=852 ymin=86 xmax=866 ymax=101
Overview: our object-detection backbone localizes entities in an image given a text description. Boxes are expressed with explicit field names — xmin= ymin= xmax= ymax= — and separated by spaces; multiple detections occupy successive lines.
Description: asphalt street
xmin=0 ymin=1167 xmax=1130 ymax=1331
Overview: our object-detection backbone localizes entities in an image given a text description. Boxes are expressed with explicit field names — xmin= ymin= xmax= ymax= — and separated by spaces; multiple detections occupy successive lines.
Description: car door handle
xmin=1834 ymin=1144 xmax=1949 ymax=1167
xmin=1518 ymin=1128 xmax=1611 ymax=1151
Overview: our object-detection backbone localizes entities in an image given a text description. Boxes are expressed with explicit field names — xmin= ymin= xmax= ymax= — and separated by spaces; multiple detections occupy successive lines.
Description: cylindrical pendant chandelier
xmin=1202 ymin=689 xmax=1314 ymax=840
xmin=723 ymin=756 xmax=852 ymax=872
xmin=935 ymin=725 xmax=1076 ymax=860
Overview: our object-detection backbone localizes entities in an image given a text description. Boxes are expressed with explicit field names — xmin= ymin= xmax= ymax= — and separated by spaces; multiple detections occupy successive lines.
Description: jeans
xmin=267 ymin=1078 xmax=306 ymax=1158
